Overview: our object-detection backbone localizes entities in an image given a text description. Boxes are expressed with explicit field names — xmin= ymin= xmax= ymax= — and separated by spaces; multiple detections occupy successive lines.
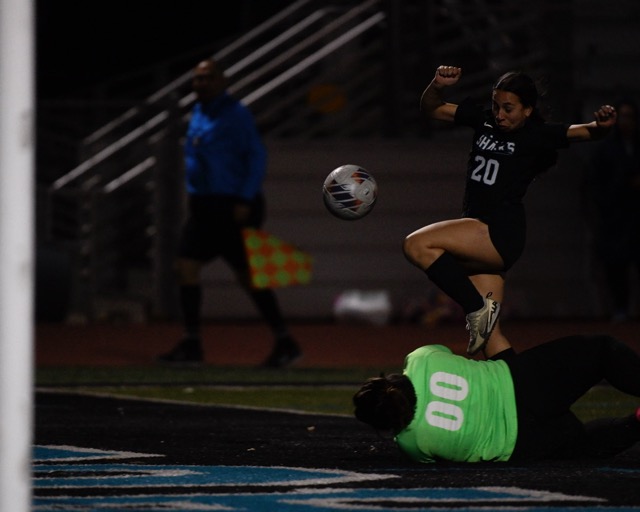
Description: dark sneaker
xmin=156 ymin=338 xmax=204 ymax=364
xmin=261 ymin=338 xmax=302 ymax=368
xmin=466 ymin=293 xmax=501 ymax=355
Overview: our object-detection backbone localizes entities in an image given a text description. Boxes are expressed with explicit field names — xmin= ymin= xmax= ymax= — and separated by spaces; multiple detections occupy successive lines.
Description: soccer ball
xmin=322 ymin=165 xmax=378 ymax=220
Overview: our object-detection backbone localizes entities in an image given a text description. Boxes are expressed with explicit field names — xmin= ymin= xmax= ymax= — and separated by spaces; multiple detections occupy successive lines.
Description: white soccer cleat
xmin=466 ymin=293 xmax=501 ymax=355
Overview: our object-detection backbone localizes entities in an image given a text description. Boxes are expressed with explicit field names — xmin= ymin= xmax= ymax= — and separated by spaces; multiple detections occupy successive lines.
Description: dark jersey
xmin=454 ymin=98 xmax=570 ymax=220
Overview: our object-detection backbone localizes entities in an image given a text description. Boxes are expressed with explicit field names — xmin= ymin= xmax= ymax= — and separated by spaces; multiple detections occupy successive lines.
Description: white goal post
xmin=0 ymin=0 xmax=35 ymax=510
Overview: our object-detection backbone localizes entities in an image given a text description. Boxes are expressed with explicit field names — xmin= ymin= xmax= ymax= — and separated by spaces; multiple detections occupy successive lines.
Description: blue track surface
xmin=34 ymin=390 xmax=640 ymax=511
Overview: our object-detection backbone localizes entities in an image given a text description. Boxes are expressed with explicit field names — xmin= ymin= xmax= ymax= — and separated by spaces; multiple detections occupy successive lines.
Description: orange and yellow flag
xmin=242 ymin=228 xmax=314 ymax=289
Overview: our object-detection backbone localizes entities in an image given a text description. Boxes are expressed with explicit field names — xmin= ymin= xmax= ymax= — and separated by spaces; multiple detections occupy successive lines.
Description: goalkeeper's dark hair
xmin=353 ymin=374 xmax=416 ymax=434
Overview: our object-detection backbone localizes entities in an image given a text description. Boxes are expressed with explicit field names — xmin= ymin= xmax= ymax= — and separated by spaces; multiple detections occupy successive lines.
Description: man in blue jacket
xmin=158 ymin=59 xmax=301 ymax=367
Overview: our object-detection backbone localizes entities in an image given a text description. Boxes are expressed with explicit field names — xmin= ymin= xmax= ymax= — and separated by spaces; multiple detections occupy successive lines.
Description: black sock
xmin=583 ymin=413 xmax=640 ymax=458
xmin=249 ymin=289 xmax=289 ymax=339
xmin=180 ymin=284 xmax=202 ymax=340
xmin=425 ymin=252 xmax=484 ymax=314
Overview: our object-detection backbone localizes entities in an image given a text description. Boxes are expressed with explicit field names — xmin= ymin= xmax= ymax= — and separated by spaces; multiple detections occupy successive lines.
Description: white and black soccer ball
xmin=322 ymin=165 xmax=378 ymax=220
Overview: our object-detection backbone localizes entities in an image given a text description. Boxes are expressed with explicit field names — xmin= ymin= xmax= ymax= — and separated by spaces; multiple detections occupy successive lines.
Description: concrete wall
xmin=199 ymin=133 xmax=612 ymax=321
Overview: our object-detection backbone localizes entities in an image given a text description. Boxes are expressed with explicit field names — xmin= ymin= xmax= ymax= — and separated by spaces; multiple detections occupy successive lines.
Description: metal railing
xmin=45 ymin=0 xmax=549 ymax=320
xmin=46 ymin=0 xmax=390 ymax=320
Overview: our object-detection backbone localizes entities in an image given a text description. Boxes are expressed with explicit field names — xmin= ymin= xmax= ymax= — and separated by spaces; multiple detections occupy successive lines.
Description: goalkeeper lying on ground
xmin=353 ymin=333 xmax=640 ymax=463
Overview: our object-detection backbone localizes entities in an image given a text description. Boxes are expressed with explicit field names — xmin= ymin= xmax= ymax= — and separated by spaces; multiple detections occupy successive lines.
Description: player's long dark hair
xmin=493 ymin=71 xmax=558 ymax=172
xmin=353 ymin=374 xmax=417 ymax=434
xmin=493 ymin=70 xmax=546 ymax=120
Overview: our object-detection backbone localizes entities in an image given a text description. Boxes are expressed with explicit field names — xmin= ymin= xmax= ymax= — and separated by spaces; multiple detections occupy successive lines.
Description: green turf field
xmin=36 ymin=365 xmax=638 ymax=421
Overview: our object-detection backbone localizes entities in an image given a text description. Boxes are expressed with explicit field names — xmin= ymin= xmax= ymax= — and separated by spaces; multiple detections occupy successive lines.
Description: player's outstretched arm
xmin=567 ymin=104 xmax=617 ymax=142
xmin=420 ymin=65 xmax=461 ymax=122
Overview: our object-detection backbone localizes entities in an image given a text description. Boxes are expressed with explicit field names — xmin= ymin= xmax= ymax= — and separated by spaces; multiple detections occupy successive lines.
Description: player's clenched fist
xmin=593 ymin=104 xmax=617 ymax=129
xmin=434 ymin=65 xmax=462 ymax=87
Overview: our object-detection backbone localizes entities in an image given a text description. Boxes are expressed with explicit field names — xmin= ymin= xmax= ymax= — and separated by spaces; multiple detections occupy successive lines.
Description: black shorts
xmin=468 ymin=203 xmax=526 ymax=271
xmin=493 ymin=338 xmax=587 ymax=461
xmin=179 ymin=194 xmax=265 ymax=269
xmin=497 ymin=334 xmax=640 ymax=461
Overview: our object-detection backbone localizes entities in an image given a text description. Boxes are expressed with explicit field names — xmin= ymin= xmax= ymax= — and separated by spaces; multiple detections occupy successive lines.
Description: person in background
xmin=353 ymin=333 xmax=640 ymax=463
xmin=586 ymin=98 xmax=640 ymax=322
xmin=157 ymin=58 xmax=302 ymax=367
xmin=405 ymin=65 xmax=617 ymax=356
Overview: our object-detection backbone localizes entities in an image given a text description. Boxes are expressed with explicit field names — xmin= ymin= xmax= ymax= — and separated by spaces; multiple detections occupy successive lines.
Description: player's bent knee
xmin=403 ymin=233 xmax=433 ymax=268
xmin=402 ymin=235 xmax=418 ymax=264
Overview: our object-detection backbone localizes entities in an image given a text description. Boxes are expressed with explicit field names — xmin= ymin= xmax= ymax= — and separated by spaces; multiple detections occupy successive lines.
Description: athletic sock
xmin=425 ymin=252 xmax=484 ymax=314
xmin=584 ymin=413 xmax=640 ymax=458
xmin=249 ymin=288 xmax=288 ymax=336
xmin=180 ymin=284 xmax=202 ymax=341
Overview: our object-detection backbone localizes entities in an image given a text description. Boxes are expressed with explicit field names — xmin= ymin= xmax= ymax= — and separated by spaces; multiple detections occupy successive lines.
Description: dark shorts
xmin=493 ymin=338 xmax=588 ymax=461
xmin=495 ymin=335 xmax=640 ymax=461
xmin=179 ymin=194 xmax=265 ymax=270
xmin=468 ymin=203 xmax=526 ymax=271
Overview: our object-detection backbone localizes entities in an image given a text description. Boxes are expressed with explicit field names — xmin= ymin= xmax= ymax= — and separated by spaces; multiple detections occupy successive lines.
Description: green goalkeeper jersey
xmin=395 ymin=345 xmax=518 ymax=463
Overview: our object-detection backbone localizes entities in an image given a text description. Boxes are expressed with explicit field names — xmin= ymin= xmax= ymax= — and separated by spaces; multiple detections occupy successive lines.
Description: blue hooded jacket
xmin=184 ymin=92 xmax=267 ymax=201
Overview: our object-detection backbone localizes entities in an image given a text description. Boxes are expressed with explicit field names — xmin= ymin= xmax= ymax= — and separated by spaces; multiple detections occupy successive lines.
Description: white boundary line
xmin=35 ymin=387 xmax=353 ymax=418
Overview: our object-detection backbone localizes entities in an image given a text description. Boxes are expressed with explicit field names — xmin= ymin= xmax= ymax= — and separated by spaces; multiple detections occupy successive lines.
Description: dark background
xmin=36 ymin=0 xmax=296 ymax=99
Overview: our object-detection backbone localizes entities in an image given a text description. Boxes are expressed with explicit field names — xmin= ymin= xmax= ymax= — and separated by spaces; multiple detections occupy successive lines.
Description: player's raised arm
xmin=567 ymin=104 xmax=617 ymax=142
xmin=420 ymin=65 xmax=461 ymax=122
